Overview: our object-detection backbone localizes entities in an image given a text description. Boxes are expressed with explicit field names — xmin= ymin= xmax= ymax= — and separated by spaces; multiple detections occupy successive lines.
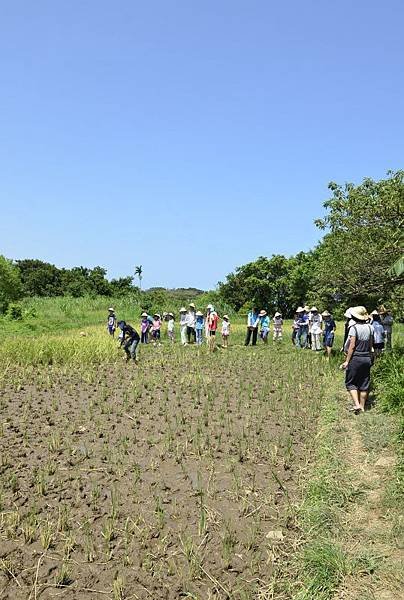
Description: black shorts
xmin=209 ymin=330 xmax=216 ymax=336
xmin=345 ymin=355 xmax=372 ymax=391
xmin=373 ymin=342 xmax=384 ymax=350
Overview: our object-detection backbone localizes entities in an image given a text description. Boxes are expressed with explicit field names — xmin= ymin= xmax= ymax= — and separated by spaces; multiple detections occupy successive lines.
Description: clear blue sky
xmin=1 ymin=1 xmax=403 ymax=289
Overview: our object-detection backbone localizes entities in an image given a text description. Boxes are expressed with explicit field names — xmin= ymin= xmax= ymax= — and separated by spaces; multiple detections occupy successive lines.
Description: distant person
xmin=304 ymin=306 xmax=312 ymax=348
xmin=273 ymin=312 xmax=283 ymax=341
xmin=371 ymin=310 xmax=385 ymax=358
xmin=309 ymin=307 xmax=323 ymax=351
xmin=379 ymin=305 xmax=393 ymax=350
xmin=205 ymin=304 xmax=213 ymax=343
xmin=179 ymin=308 xmax=188 ymax=345
xmin=140 ymin=312 xmax=150 ymax=344
xmin=295 ymin=307 xmax=308 ymax=348
xmin=118 ymin=320 xmax=140 ymax=362
xmin=245 ymin=307 xmax=259 ymax=346
xmin=259 ymin=310 xmax=270 ymax=344
xmin=341 ymin=306 xmax=374 ymax=413
xmin=167 ymin=313 xmax=175 ymax=343
xmin=186 ymin=303 xmax=196 ymax=344
xmin=150 ymin=313 xmax=162 ymax=345
xmin=322 ymin=311 xmax=336 ymax=359
xmin=221 ymin=315 xmax=230 ymax=348
xmin=107 ymin=307 xmax=117 ymax=337
xmin=208 ymin=306 xmax=219 ymax=351
xmin=342 ymin=308 xmax=354 ymax=352
xmin=195 ymin=311 xmax=204 ymax=345
xmin=292 ymin=311 xmax=300 ymax=345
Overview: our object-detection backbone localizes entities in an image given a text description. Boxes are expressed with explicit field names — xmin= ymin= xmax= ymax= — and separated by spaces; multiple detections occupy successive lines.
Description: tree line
xmin=1 ymin=171 xmax=403 ymax=318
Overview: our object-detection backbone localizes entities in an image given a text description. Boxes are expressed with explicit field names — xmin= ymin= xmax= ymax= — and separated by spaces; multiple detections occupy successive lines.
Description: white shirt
xmin=167 ymin=319 xmax=174 ymax=332
xmin=310 ymin=313 xmax=323 ymax=334
xmin=186 ymin=311 xmax=195 ymax=327
xmin=222 ymin=321 xmax=230 ymax=335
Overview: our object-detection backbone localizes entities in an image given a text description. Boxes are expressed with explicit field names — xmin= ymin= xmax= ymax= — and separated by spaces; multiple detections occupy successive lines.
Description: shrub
xmin=373 ymin=346 xmax=404 ymax=415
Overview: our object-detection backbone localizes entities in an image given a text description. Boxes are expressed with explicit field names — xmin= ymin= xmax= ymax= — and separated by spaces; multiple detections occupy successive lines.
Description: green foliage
xmin=7 ymin=303 xmax=23 ymax=320
xmin=0 ymin=255 xmax=22 ymax=313
xmin=373 ymin=347 xmax=404 ymax=415
xmin=218 ymin=252 xmax=314 ymax=316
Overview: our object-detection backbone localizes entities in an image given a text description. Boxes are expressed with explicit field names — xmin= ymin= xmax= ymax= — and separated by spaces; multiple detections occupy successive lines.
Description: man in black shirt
xmin=117 ymin=321 xmax=140 ymax=362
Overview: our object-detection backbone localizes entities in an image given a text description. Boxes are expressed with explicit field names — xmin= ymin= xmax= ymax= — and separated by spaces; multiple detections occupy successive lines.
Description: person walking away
xmin=379 ymin=306 xmax=393 ymax=350
xmin=295 ymin=307 xmax=307 ymax=348
xmin=186 ymin=303 xmax=196 ymax=343
xmin=341 ymin=306 xmax=374 ymax=413
xmin=292 ymin=311 xmax=300 ymax=345
xmin=167 ymin=313 xmax=175 ymax=343
xmin=371 ymin=310 xmax=385 ymax=358
xmin=150 ymin=313 xmax=162 ymax=346
xmin=304 ymin=306 xmax=312 ymax=348
xmin=322 ymin=311 xmax=336 ymax=359
xmin=140 ymin=312 xmax=150 ymax=344
xmin=208 ymin=307 xmax=219 ymax=351
xmin=259 ymin=310 xmax=270 ymax=344
xmin=245 ymin=307 xmax=259 ymax=346
xmin=309 ymin=307 xmax=323 ymax=350
xmin=273 ymin=312 xmax=283 ymax=341
xmin=179 ymin=308 xmax=188 ymax=346
xmin=221 ymin=315 xmax=230 ymax=348
xmin=107 ymin=307 xmax=117 ymax=337
xmin=118 ymin=320 xmax=140 ymax=362
xmin=195 ymin=311 xmax=204 ymax=345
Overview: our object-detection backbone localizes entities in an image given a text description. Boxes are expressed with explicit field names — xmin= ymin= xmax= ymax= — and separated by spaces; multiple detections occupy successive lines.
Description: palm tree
xmin=135 ymin=265 xmax=143 ymax=290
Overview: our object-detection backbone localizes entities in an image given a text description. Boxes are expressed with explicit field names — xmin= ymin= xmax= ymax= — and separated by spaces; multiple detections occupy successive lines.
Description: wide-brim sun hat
xmin=296 ymin=307 xmax=304 ymax=313
xmin=154 ymin=313 xmax=160 ymax=318
xmin=179 ymin=307 xmax=187 ymax=313
xmin=108 ymin=307 xmax=114 ymax=312
xmin=189 ymin=303 xmax=196 ymax=308
xmin=274 ymin=311 xmax=281 ymax=317
xmin=344 ymin=308 xmax=352 ymax=319
xmin=322 ymin=310 xmax=330 ymax=317
xmin=168 ymin=312 xmax=174 ymax=317
xmin=196 ymin=310 xmax=203 ymax=316
xmin=206 ymin=304 xmax=213 ymax=310
xmin=141 ymin=312 xmax=148 ymax=317
xmin=350 ymin=306 xmax=369 ymax=321
xmin=304 ymin=306 xmax=310 ymax=311
xmin=378 ymin=305 xmax=387 ymax=314
xmin=259 ymin=310 xmax=267 ymax=316
xmin=371 ymin=309 xmax=379 ymax=315
xmin=310 ymin=306 xmax=318 ymax=312
xmin=223 ymin=314 xmax=229 ymax=319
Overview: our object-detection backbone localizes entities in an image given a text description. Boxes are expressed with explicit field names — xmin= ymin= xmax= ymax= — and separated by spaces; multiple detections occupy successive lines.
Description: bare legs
xmin=348 ymin=389 xmax=367 ymax=412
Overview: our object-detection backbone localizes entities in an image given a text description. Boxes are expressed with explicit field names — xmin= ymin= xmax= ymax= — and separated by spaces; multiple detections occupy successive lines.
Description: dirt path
xmin=335 ymin=403 xmax=403 ymax=600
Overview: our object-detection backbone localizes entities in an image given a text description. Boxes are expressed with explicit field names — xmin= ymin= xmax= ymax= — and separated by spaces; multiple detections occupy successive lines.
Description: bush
xmin=7 ymin=303 xmax=23 ymax=320
xmin=373 ymin=346 xmax=404 ymax=414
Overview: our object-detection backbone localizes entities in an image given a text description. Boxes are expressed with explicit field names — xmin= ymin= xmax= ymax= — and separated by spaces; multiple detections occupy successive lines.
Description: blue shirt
xmin=324 ymin=319 xmax=336 ymax=335
xmin=297 ymin=314 xmax=309 ymax=328
xmin=195 ymin=316 xmax=204 ymax=330
xmin=248 ymin=311 xmax=259 ymax=327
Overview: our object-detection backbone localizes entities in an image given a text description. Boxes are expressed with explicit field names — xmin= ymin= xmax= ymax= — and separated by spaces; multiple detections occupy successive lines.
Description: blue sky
xmin=1 ymin=1 xmax=403 ymax=289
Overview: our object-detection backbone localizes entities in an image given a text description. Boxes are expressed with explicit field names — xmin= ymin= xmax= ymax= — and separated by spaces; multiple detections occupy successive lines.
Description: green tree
xmin=313 ymin=170 xmax=404 ymax=309
xmin=16 ymin=259 xmax=62 ymax=297
xmin=0 ymin=255 xmax=22 ymax=313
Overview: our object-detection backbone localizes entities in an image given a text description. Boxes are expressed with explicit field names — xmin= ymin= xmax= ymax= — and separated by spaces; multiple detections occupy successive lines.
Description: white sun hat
xmin=350 ymin=306 xmax=370 ymax=321
xmin=179 ymin=307 xmax=187 ymax=312
xmin=274 ymin=311 xmax=282 ymax=317
xmin=310 ymin=306 xmax=318 ymax=312
xmin=108 ymin=307 xmax=114 ymax=311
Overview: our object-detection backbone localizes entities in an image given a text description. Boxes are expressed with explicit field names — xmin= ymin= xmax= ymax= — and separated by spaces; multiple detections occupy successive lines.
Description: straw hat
xmin=223 ymin=314 xmax=229 ymax=319
xmin=168 ymin=312 xmax=174 ymax=317
xmin=370 ymin=309 xmax=379 ymax=316
xmin=206 ymin=304 xmax=213 ymax=310
xmin=343 ymin=308 xmax=352 ymax=319
xmin=350 ymin=306 xmax=369 ymax=321
xmin=274 ymin=311 xmax=282 ymax=317
xmin=378 ymin=305 xmax=388 ymax=314
xmin=321 ymin=310 xmax=331 ymax=317
xmin=189 ymin=303 xmax=196 ymax=308
xmin=153 ymin=313 xmax=160 ymax=319
xmin=296 ymin=307 xmax=304 ymax=313
xmin=196 ymin=310 xmax=203 ymax=316
xmin=141 ymin=312 xmax=148 ymax=317
xmin=259 ymin=309 xmax=267 ymax=316
xmin=108 ymin=307 xmax=114 ymax=312
xmin=304 ymin=305 xmax=310 ymax=311
xmin=179 ymin=307 xmax=187 ymax=313
xmin=310 ymin=306 xmax=318 ymax=312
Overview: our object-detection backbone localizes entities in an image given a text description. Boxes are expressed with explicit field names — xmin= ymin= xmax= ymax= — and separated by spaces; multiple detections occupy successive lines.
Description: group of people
xmin=106 ymin=303 xmax=231 ymax=359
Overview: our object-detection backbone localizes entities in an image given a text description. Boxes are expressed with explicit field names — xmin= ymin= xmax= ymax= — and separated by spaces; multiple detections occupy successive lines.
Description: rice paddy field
xmin=0 ymin=312 xmax=402 ymax=599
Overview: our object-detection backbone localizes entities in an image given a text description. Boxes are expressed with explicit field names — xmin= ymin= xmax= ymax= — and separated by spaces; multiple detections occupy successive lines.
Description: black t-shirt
xmin=123 ymin=324 xmax=140 ymax=341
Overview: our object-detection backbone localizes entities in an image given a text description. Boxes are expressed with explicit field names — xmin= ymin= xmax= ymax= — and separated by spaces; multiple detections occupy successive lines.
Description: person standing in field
xmin=304 ymin=306 xmax=312 ymax=348
xmin=259 ymin=310 xmax=270 ymax=344
xmin=292 ymin=310 xmax=300 ymax=345
xmin=245 ymin=307 xmax=259 ymax=346
xmin=150 ymin=313 xmax=162 ymax=346
xmin=195 ymin=311 xmax=204 ymax=345
xmin=208 ymin=306 xmax=219 ymax=351
xmin=107 ymin=307 xmax=117 ymax=337
xmin=322 ymin=311 xmax=336 ymax=359
xmin=186 ymin=303 xmax=196 ymax=344
xmin=341 ymin=306 xmax=374 ymax=413
xmin=379 ymin=306 xmax=393 ymax=350
xmin=167 ymin=313 xmax=175 ymax=343
xmin=309 ymin=307 xmax=323 ymax=351
xmin=273 ymin=312 xmax=283 ymax=341
xmin=118 ymin=320 xmax=140 ymax=363
xmin=370 ymin=310 xmax=385 ymax=357
xmin=140 ymin=312 xmax=150 ymax=344
xmin=205 ymin=304 xmax=213 ymax=343
xmin=295 ymin=307 xmax=308 ymax=348
xmin=221 ymin=315 xmax=230 ymax=347
xmin=179 ymin=307 xmax=188 ymax=346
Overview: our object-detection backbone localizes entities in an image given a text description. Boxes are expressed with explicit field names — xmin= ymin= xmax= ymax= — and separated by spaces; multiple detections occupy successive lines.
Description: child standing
xmin=273 ymin=312 xmax=283 ymax=341
xmin=179 ymin=307 xmax=188 ymax=346
xmin=140 ymin=312 xmax=150 ymax=344
xmin=322 ymin=311 xmax=336 ymax=359
xmin=309 ymin=307 xmax=323 ymax=351
xmin=371 ymin=310 xmax=385 ymax=357
xmin=259 ymin=310 xmax=270 ymax=344
xmin=292 ymin=311 xmax=300 ymax=345
xmin=221 ymin=315 xmax=230 ymax=347
xmin=150 ymin=313 xmax=162 ymax=345
xmin=208 ymin=306 xmax=219 ymax=351
xmin=167 ymin=313 xmax=175 ymax=343
xmin=195 ymin=311 xmax=204 ymax=345
xmin=107 ymin=307 xmax=117 ymax=337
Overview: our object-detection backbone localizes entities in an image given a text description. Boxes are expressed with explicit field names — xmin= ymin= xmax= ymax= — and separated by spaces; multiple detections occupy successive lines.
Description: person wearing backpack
xmin=107 ymin=307 xmax=117 ymax=337
xmin=340 ymin=306 xmax=374 ymax=413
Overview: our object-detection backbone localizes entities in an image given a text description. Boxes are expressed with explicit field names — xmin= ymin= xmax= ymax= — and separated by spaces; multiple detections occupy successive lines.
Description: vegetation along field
xmin=0 ymin=307 xmax=403 ymax=599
